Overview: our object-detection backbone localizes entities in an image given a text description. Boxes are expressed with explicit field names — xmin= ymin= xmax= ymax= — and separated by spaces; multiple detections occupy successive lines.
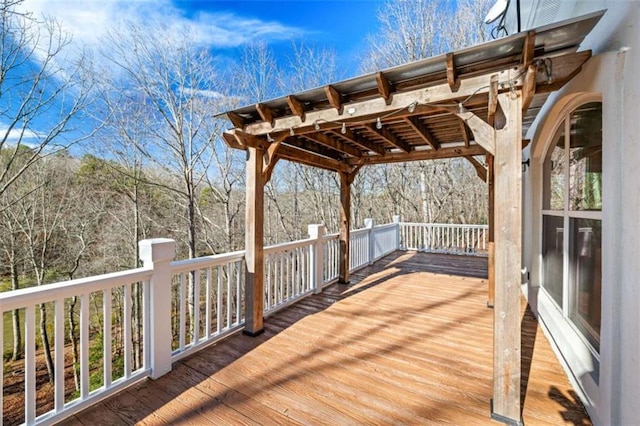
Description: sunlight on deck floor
xmin=66 ymin=251 xmax=590 ymax=425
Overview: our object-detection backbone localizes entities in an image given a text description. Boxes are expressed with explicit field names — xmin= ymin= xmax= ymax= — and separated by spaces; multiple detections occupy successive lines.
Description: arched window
xmin=541 ymin=101 xmax=602 ymax=352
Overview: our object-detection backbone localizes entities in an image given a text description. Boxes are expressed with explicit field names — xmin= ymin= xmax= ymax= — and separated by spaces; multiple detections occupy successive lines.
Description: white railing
xmin=322 ymin=233 xmax=340 ymax=285
xmin=169 ymin=250 xmax=246 ymax=362
xmin=399 ymin=223 xmax=488 ymax=255
xmin=349 ymin=228 xmax=371 ymax=272
xmin=264 ymin=237 xmax=314 ymax=316
xmin=0 ymin=218 xmax=488 ymax=425
xmin=0 ymin=267 xmax=153 ymax=425
xmin=372 ymin=223 xmax=399 ymax=261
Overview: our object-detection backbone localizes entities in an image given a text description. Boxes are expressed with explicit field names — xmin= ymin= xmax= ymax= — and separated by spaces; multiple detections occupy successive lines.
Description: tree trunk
xmin=68 ymin=296 xmax=80 ymax=391
xmin=187 ymin=180 xmax=197 ymax=341
xmin=39 ymin=303 xmax=54 ymax=383
xmin=133 ymin=182 xmax=142 ymax=369
xmin=420 ymin=168 xmax=431 ymax=223
xmin=10 ymin=258 xmax=22 ymax=361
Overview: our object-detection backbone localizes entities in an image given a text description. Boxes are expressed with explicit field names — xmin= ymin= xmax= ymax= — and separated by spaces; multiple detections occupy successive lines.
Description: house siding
xmin=512 ymin=1 xmax=640 ymax=425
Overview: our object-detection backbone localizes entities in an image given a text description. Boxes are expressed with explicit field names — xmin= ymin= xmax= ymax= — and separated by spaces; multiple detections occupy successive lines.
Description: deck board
xmin=67 ymin=251 xmax=591 ymax=425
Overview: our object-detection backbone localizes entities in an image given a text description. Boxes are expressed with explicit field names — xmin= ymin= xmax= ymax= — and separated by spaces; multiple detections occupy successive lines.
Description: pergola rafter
xmin=220 ymin=11 xmax=604 ymax=426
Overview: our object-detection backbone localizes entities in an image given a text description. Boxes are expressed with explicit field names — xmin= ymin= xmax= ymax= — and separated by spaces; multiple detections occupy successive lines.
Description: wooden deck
xmin=66 ymin=251 xmax=590 ymax=425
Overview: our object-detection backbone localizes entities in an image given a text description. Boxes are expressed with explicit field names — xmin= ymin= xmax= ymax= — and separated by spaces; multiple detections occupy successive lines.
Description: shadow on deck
xmin=66 ymin=251 xmax=591 ymax=425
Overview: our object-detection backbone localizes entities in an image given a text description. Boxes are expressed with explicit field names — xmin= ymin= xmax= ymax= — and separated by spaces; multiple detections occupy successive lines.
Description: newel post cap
xmin=139 ymin=238 xmax=176 ymax=264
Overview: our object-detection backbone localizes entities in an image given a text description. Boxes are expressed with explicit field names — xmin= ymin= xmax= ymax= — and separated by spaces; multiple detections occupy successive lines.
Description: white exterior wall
xmin=519 ymin=2 xmax=640 ymax=425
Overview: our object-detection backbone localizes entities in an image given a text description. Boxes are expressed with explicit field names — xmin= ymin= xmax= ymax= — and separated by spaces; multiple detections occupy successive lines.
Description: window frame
xmin=540 ymin=97 xmax=602 ymax=355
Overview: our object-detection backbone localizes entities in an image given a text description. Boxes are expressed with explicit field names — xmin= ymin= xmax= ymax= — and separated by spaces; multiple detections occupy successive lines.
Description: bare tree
xmin=102 ymin=21 xmax=225 ymax=259
xmin=358 ymin=0 xmax=492 ymax=224
xmin=0 ymin=0 xmax=95 ymax=199
xmin=101 ymin=21 xmax=228 ymax=336
xmin=5 ymin=155 xmax=73 ymax=382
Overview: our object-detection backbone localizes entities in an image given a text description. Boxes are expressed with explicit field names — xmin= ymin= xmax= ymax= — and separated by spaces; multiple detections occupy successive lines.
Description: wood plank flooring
xmin=67 ymin=251 xmax=591 ymax=425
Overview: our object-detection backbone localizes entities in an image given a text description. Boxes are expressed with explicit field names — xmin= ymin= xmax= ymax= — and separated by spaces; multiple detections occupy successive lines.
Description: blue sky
xmin=21 ymin=0 xmax=386 ymax=77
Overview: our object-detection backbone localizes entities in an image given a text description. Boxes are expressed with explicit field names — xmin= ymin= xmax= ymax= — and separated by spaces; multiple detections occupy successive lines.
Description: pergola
xmin=220 ymin=11 xmax=603 ymax=425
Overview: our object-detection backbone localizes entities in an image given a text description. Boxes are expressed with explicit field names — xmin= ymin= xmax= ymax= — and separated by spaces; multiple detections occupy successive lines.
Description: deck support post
xmin=244 ymin=147 xmax=265 ymax=336
xmin=139 ymin=238 xmax=176 ymax=379
xmin=392 ymin=215 xmax=401 ymax=250
xmin=364 ymin=218 xmax=375 ymax=265
xmin=490 ymin=92 xmax=523 ymax=425
xmin=487 ymin=154 xmax=495 ymax=308
xmin=338 ymin=170 xmax=353 ymax=284
xmin=308 ymin=224 xmax=325 ymax=294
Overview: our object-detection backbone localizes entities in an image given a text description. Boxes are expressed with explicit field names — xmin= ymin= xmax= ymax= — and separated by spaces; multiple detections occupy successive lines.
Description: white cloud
xmin=19 ymin=0 xmax=304 ymax=49
xmin=0 ymin=127 xmax=44 ymax=143
xmin=0 ymin=126 xmax=47 ymax=150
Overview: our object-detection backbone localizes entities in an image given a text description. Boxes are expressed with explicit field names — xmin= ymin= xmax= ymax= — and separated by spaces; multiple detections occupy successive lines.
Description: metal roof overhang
xmin=220 ymin=10 xmax=604 ymax=173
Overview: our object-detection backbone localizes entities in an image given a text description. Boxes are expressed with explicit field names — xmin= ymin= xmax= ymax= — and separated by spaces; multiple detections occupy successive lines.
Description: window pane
xmin=542 ymin=215 xmax=564 ymax=307
xmin=543 ymin=124 xmax=565 ymax=210
xmin=569 ymin=218 xmax=602 ymax=352
xmin=569 ymin=102 xmax=602 ymax=211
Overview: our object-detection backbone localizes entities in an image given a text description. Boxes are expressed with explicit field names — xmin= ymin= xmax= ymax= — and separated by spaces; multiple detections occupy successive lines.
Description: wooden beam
xmin=256 ymin=103 xmax=275 ymax=127
xmin=521 ymin=64 xmax=537 ymax=113
xmin=446 ymin=52 xmax=457 ymax=88
xmin=325 ymin=85 xmax=343 ymax=113
xmin=487 ymin=74 xmax=499 ymax=127
xmin=226 ymin=112 xmax=246 ymax=129
xmin=451 ymin=106 xmax=495 ymax=155
xmin=346 ymin=145 xmax=485 ymax=166
xmin=243 ymin=69 xmax=521 ymax=136
xmin=458 ymin=118 xmax=472 ymax=148
xmin=364 ymin=124 xmax=412 ymax=153
xmin=338 ymin=170 xmax=353 ymax=285
xmin=534 ymin=51 xmax=592 ymax=93
xmin=522 ymin=30 xmax=536 ymax=69
xmin=222 ymin=131 xmax=245 ymax=150
xmin=287 ymin=95 xmax=306 ymax=122
xmin=328 ymin=128 xmax=386 ymax=156
xmin=277 ymin=145 xmax=349 ymax=172
xmin=405 ymin=116 xmax=439 ymax=150
xmin=262 ymin=137 xmax=283 ymax=183
xmin=222 ymin=129 xmax=267 ymax=150
xmin=463 ymin=155 xmax=487 ymax=182
xmin=376 ymin=71 xmax=393 ymax=105
xmin=303 ymin=132 xmax=363 ymax=158
xmin=487 ymin=154 xmax=495 ymax=308
xmin=287 ymin=136 xmax=344 ymax=160
xmin=490 ymin=92 xmax=522 ymax=424
xmin=243 ymin=147 xmax=265 ymax=336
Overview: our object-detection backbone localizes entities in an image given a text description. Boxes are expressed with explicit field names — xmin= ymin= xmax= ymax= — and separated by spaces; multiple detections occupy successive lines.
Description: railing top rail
xmin=323 ymin=233 xmax=339 ymax=240
xmin=170 ymin=250 xmax=246 ymax=274
xmin=400 ymin=222 xmax=488 ymax=228
xmin=0 ymin=267 xmax=153 ymax=312
xmin=350 ymin=228 xmax=369 ymax=236
xmin=264 ymin=237 xmax=315 ymax=255
xmin=373 ymin=223 xmax=397 ymax=231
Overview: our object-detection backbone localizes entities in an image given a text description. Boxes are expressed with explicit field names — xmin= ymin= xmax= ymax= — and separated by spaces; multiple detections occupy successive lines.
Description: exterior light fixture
xmin=376 ymin=117 xmax=382 ymax=129
xmin=341 ymin=122 xmax=347 ymax=134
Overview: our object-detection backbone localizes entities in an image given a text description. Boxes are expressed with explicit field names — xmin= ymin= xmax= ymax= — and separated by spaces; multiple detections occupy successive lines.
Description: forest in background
xmin=0 ymin=0 xmax=493 ymax=368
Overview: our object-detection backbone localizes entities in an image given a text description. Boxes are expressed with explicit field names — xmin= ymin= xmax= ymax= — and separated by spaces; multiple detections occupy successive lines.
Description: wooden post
xmin=487 ymin=154 xmax=495 ymax=308
xmin=491 ymin=92 xmax=523 ymax=425
xmin=338 ymin=171 xmax=351 ymax=284
xmin=244 ymin=147 xmax=265 ymax=336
